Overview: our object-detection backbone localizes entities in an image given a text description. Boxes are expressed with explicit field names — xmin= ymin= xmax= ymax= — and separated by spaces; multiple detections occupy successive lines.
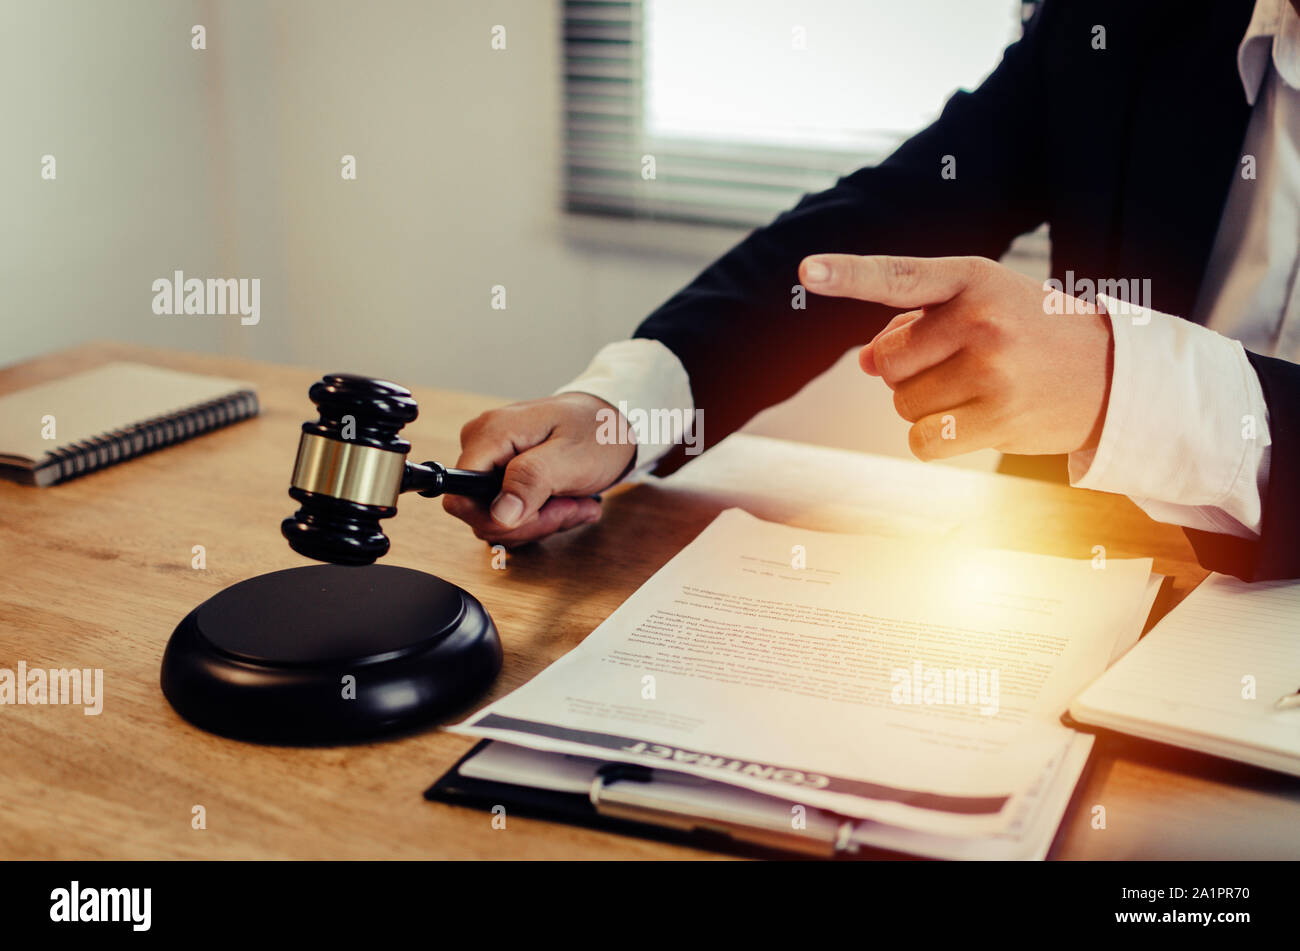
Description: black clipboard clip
xmin=587 ymin=762 xmax=861 ymax=859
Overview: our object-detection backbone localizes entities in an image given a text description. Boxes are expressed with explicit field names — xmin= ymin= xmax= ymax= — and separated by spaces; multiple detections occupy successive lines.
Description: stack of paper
xmin=451 ymin=509 xmax=1160 ymax=859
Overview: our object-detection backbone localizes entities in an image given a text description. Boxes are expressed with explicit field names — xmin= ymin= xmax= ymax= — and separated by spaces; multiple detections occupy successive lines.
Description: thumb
xmin=490 ymin=439 xmax=583 ymax=529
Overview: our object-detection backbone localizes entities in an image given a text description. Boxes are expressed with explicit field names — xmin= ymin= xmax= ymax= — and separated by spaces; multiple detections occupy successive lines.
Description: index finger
xmin=799 ymin=254 xmax=978 ymax=308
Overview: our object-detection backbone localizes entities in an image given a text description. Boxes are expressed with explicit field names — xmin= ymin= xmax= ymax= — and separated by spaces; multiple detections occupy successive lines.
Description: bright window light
xmin=644 ymin=0 xmax=1022 ymax=153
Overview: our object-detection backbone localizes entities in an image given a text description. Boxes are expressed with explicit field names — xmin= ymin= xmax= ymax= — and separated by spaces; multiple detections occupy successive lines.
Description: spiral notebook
xmin=0 ymin=362 xmax=259 ymax=486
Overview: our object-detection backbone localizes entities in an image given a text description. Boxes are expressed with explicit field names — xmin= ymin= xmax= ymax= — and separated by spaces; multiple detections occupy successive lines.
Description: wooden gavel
xmin=281 ymin=374 xmax=503 ymax=565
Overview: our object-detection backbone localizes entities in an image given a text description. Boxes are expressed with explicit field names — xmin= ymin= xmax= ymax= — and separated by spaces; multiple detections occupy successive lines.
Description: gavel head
xmin=281 ymin=374 xmax=418 ymax=566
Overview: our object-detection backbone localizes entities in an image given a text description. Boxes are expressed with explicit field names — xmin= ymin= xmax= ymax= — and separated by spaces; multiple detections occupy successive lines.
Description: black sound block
xmin=160 ymin=564 xmax=502 ymax=745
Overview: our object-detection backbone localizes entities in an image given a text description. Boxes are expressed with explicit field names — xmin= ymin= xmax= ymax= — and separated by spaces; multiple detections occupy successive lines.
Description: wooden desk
xmin=2 ymin=343 xmax=1297 ymax=859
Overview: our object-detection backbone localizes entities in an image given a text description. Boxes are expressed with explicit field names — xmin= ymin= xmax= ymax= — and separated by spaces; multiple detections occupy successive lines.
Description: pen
xmin=1274 ymin=689 xmax=1300 ymax=711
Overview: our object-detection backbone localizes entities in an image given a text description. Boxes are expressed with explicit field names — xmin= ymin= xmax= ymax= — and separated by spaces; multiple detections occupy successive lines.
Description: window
xmin=563 ymin=0 xmax=1032 ymax=228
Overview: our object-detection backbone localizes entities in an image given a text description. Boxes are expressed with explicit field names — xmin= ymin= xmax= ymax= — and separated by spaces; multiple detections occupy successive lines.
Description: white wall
xmin=2 ymin=0 xmax=226 ymax=362
xmin=3 ymin=0 xmax=1042 ymax=469
xmin=2 ymin=0 xmax=719 ymax=395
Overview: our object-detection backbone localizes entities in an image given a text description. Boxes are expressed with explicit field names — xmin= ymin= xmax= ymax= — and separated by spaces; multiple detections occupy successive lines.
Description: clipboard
xmin=424 ymin=740 xmax=909 ymax=861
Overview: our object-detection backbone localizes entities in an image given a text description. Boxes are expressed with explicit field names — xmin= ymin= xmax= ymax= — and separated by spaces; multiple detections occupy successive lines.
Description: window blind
xmin=562 ymin=0 xmax=1039 ymax=229
xmin=564 ymin=0 xmax=888 ymax=228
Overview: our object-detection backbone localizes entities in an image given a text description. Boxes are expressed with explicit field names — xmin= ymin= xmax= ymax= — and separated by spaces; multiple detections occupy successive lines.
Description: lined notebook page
xmin=1072 ymin=574 xmax=1300 ymax=765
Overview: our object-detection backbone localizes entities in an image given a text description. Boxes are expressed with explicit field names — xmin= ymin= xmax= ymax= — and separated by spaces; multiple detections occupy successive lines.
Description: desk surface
xmin=2 ymin=342 xmax=1297 ymax=860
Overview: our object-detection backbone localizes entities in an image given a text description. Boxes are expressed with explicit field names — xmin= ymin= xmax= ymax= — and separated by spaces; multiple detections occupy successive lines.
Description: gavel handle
xmin=405 ymin=460 xmax=604 ymax=505
xmin=405 ymin=460 xmax=503 ymax=500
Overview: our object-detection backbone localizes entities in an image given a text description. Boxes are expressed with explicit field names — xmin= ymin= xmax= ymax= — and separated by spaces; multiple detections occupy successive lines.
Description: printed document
xmin=452 ymin=509 xmax=1153 ymax=837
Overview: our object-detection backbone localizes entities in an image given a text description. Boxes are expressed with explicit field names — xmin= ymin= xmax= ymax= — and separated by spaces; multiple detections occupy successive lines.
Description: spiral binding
xmin=43 ymin=390 xmax=259 ymax=484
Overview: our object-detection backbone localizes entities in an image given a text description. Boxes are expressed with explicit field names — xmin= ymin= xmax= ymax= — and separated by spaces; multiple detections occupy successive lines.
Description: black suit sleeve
xmin=633 ymin=3 xmax=1061 ymax=473
xmin=1184 ymin=350 xmax=1300 ymax=581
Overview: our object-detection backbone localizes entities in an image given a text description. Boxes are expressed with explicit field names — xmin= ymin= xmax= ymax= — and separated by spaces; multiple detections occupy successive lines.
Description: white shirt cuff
xmin=1067 ymin=294 xmax=1271 ymax=539
xmin=553 ymin=338 xmax=696 ymax=478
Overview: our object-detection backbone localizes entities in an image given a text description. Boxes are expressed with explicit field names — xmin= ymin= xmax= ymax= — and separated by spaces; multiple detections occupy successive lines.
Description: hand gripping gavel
xmin=281 ymin=374 xmax=503 ymax=566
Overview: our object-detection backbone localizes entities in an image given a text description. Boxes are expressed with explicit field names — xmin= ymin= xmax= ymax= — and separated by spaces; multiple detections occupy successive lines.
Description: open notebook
xmin=0 ymin=362 xmax=258 ymax=486
xmin=1071 ymin=573 xmax=1300 ymax=777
